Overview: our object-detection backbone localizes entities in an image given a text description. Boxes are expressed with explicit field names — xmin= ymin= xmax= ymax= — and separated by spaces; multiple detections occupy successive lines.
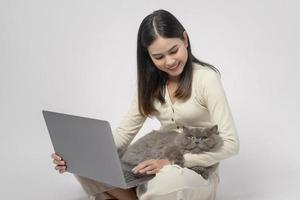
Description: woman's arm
xmin=184 ymin=69 xmax=240 ymax=167
xmin=113 ymin=94 xmax=147 ymax=151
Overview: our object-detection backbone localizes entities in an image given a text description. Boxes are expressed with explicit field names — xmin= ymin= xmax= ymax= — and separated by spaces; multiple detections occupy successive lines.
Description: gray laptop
xmin=42 ymin=110 xmax=154 ymax=189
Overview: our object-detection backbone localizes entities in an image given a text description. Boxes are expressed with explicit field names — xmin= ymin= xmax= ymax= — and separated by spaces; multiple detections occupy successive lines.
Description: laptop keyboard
xmin=123 ymin=170 xmax=147 ymax=183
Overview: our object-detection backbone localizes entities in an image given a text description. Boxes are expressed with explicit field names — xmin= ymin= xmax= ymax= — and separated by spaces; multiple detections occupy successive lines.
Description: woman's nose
xmin=165 ymin=56 xmax=176 ymax=67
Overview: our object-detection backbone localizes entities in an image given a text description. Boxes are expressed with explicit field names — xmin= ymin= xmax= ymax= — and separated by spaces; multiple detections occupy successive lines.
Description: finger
xmin=145 ymin=169 xmax=157 ymax=174
xmin=133 ymin=161 xmax=155 ymax=173
xmin=132 ymin=162 xmax=149 ymax=172
xmin=132 ymin=165 xmax=146 ymax=173
xmin=59 ymin=169 xmax=66 ymax=174
xmin=139 ymin=165 xmax=156 ymax=174
xmin=55 ymin=165 xmax=66 ymax=171
xmin=134 ymin=162 xmax=158 ymax=174
xmin=53 ymin=159 xmax=65 ymax=165
xmin=51 ymin=153 xmax=62 ymax=160
xmin=133 ymin=159 xmax=156 ymax=171
xmin=51 ymin=153 xmax=60 ymax=159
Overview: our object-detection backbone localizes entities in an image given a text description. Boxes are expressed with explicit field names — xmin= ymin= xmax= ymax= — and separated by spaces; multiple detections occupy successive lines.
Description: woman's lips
xmin=167 ymin=62 xmax=180 ymax=70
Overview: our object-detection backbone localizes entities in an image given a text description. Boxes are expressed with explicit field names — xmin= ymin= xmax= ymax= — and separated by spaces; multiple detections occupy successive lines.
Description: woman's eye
xmin=154 ymin=56 xmax=163 ymax=60
xmin=170 ymin=49 xmax=178 ymax=54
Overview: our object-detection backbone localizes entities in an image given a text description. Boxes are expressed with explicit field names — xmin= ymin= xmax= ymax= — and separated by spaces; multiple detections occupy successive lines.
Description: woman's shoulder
xmin=192 ymin=62 xmax=220 ymax=82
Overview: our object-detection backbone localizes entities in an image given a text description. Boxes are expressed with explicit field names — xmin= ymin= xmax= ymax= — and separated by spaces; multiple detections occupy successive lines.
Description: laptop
xmin=42 ymin=110 xmax=154 ymax=189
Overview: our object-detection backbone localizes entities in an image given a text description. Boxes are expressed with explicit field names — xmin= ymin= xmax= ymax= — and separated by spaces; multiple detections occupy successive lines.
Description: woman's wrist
xmin=159 ymin=159 xmax=171 ymax=166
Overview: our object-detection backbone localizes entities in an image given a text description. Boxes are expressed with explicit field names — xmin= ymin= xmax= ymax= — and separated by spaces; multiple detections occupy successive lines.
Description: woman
xmin=52 ymin=9 xmax=239 ymax=200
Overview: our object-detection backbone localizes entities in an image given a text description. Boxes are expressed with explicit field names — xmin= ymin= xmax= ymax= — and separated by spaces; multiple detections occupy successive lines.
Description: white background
xmin=1 ymin=0 xmax=299 ymax=199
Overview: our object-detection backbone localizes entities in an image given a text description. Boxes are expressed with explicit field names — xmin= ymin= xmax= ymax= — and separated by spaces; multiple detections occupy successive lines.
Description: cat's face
xmin=175 ymin=125 xmax=222 ymax=153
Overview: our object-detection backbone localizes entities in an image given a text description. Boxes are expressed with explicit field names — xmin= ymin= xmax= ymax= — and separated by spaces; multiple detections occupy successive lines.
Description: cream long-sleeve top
xmin=113 ymin=63 xmax=239 ymax=168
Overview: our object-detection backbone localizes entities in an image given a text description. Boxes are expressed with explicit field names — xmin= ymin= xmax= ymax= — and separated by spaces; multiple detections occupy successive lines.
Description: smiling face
xmin=147 ymin=32 xmax=189 ymax=81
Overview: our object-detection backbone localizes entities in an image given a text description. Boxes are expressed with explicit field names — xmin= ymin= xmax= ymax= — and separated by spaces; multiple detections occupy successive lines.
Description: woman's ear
xmin=183 ymin=31 xmax=189 ymax=48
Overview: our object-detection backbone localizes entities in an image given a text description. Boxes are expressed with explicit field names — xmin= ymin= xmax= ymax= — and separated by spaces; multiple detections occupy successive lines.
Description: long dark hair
xmin=137 ymin=9 xmax=218 ymax=116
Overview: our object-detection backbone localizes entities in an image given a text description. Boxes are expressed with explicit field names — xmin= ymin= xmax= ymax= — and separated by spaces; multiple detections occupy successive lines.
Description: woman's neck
xmin=168 ymin=75 xmax=180 ymax=83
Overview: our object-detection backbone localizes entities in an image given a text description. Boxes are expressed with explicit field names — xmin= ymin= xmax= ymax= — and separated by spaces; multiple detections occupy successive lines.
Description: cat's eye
xmin=201 ymin=136 xmax=208 ymax=140
xmin=190 ymin=136 xmax=196 ymax=140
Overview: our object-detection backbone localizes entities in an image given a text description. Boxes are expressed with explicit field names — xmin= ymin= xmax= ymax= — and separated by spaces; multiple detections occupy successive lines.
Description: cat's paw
xmin=189 ymin=166 xmax=209 ymax=179
xmin=200 ymin=171 xmax=209 ymax=180
xmin=173 ymin=160 xmax=184 ymax=167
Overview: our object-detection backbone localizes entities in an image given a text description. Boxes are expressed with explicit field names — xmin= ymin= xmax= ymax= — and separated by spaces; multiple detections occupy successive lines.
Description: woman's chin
xmin=167 ymin=65 xmax=184 ymax=78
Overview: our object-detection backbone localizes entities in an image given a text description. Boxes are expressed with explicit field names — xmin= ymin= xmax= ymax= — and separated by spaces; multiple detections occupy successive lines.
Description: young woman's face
xmin=147 ymin=33 xmax=189 ymax=81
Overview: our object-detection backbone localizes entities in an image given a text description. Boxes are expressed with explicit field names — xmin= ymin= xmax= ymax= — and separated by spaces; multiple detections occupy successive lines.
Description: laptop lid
xmin=42 ymin=110 xmax=128 ymax=188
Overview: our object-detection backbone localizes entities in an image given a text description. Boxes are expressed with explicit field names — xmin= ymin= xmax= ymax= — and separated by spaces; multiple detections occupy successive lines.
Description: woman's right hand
xmin=51 ymin=153 xmax=67 ymax=174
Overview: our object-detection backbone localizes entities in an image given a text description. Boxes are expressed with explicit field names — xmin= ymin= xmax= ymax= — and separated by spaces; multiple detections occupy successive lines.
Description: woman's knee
xmin=106 ymin=188 xmax=137 ymax=200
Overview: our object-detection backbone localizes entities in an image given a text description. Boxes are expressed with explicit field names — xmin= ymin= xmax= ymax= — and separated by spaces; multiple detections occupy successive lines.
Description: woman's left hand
xmin=132 ymin=159 xmax=171 ymax=175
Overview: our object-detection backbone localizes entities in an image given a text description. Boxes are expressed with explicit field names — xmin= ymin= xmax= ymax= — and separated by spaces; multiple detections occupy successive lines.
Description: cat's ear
xmin=209 ymin=125 xmax=219 ymax=134
xmin=182 ymin=126 xmax=190 ymax=133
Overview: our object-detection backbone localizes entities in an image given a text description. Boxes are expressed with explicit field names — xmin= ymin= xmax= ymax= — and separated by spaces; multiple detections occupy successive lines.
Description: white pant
xmin=75 ymin=164 xmax=219 ymax=200
xmin=137 ymin=165 xmax=219 ymax=200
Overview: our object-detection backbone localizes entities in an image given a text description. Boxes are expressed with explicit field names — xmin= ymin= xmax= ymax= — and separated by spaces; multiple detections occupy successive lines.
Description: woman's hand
xmin=51 ymin=153 xmax=67 ymax=174
xmin=132 ymin=159 xmax=171 ymax=175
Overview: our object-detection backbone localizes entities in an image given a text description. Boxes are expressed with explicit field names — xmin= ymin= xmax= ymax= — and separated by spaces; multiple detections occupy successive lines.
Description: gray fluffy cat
xmin=121 ymin=125 xmax=223 ymax=179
